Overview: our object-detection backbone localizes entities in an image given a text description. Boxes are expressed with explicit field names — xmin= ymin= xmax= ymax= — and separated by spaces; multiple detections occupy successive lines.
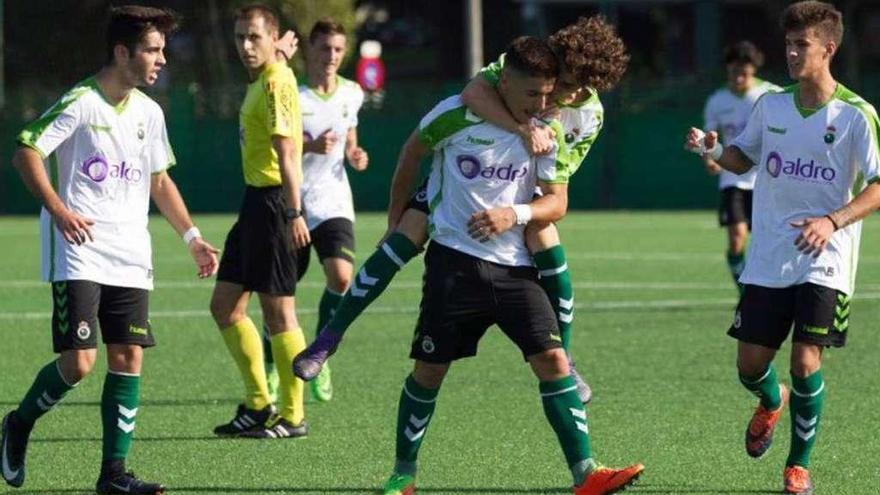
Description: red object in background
xmin=356 ymin=57 xmax=385 ymax=92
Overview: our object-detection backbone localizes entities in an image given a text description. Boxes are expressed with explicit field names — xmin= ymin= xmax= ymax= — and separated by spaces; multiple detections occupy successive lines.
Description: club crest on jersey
xmin=765 ymin=151 xmax=835 ymax=183
xmin=137 ymin=123 xmax=145 ymax=141
xmin=824 ymin=125 xmax=836 ymax=144
xmin=565 ymin=128 xmax=580 ymax=144
xmin=76 ymin=321 xmax=91 ymax=340
xmin=455 ymin=154 xmax=528 ymax=182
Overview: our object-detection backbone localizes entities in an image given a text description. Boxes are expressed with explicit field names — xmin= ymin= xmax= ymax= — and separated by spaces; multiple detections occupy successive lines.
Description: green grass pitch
xmin=1 ymin=212 xmax=878 ymax=494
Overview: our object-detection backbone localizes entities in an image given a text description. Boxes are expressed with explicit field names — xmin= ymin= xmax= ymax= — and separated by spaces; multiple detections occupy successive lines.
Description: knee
xmin=736 ymin=357 xmax=766 ymax=378
xmin=107 ymin=345 xmax=143 ymax=374
xmin=59 ymin=349 xmax=97 ymax=383
xmin=412 ymin=361 xmax=449 ymax=389
xmin=210 ymin=297 xmax=241 ymax=328
xmin=790 ymin=349 xmax=822 ymax=378
xmin=529 ymin=349 xmax=569 ymax=381
xmin=328 ymin=274 xmax=352 ymax=294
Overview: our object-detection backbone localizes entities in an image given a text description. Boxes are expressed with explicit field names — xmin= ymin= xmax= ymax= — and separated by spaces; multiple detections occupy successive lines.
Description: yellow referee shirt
xmin=239 ymin=61 xmax=303 ymax=187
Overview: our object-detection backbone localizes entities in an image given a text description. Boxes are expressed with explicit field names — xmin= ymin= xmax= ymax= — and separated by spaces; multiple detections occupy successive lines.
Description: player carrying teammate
xmin=376 ymin=36 xmax=643 ymax=495
xmin=686 ymin=2 xmax=880 ymax=493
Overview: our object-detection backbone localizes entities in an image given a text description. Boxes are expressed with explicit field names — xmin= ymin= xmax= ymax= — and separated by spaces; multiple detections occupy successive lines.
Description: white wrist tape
xmin=688 ymin=129 xmax=723 ymax=161
xmin=512 ymin=204 xmax=532 ymax=225
xmin=183 ymin=226 xmax=202 ymax=245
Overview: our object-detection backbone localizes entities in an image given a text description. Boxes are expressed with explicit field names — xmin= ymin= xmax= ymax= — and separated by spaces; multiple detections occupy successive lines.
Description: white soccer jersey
xmin=731 ymin=84 xmax=880 ymax=295
xmin=704 ymin=79 xmax=780 ymax=190
xmin=17 ymin=78 xmax=176 ymax=290
xmin=420 ymin=95 xmax=560 ymax=266
xmin=299 ymin=77 xmax=364 ymax=230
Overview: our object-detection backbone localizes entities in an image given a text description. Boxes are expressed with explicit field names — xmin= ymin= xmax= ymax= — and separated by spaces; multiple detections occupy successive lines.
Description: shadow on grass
xmin=13 ymin=488 xmax=569 ymax=495
xmin=31 ymin=434 xmax=236 ymax=443
xmin=635 ymin=483 xmax=783 ymax=494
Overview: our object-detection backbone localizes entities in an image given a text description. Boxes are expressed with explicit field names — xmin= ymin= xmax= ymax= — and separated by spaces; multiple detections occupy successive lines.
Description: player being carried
xmin=700 ymin=41 xmax=780 ymax=293
xmin=370 ymin=36 xmax=643 ymax=495
xmin=1 ymin=6 xmax=219 ymax=494
xmin=686 ymin=2 xmax=880 ymax=493
xmin=294 ymin=16 xmax=629 ymax=407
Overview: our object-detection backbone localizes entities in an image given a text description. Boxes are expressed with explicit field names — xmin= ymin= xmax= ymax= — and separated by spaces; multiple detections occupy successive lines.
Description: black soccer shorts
xmin=295 ymin=217 xmax=356 ymax=280
xmin=51 ymin=280 xmax=154 ymax=353
xmin=718 ymin=187 xmax=753 ymax=227
xmin=728 ymin=283 xmax=849 ymax=349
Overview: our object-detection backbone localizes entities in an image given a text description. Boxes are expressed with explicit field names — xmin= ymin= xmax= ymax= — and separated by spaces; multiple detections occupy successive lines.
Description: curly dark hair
xmin=781 ymin=1 xmax=843 ymax=47
xmin=505 ymin=36 xmax=558 ymax=80
xmin=548 ymin=15 xmax=629 ymax=92
xmin=106 ymin=5 xmax=181 ymax=64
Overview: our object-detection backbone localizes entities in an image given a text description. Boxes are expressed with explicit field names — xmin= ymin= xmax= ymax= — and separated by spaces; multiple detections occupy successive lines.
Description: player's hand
xmin=307 ymin=130 xmax=338 ymax=155
xmin=275 ymin=30 xmax=298 ymax=61
xmin=791 ymin=216 xmax=836 ymax=257
xmin=347 ymin=147 xmax=369 ymax=170
xmin=517 ymin=122 xmax=555 ymax=156
xmin=685 ymin=128 xmax=719 ymax=155
xmin=53 ymin=208 xmax=96 ymax=245
xmin=704 ymin=161 xmax=722 ymax=175
xmin=467 ymin=207 xmax=516 ymax=242
xmin=291 ymin=216 xmax=311 ymax=248
xmin=187 ymin=238 xmax=220 ymax=278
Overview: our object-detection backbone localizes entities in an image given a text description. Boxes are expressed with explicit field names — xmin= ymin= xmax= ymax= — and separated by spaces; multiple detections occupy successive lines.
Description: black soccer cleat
xmin=96 ymin=471 xmax=165 ymax=494
xmin=2 ymin=411 xmax=32 ymax=488
xmin=212 ymin=403 xmax=275 ymax=437
xmin=238 ymin=416 xmax=308 ymax=439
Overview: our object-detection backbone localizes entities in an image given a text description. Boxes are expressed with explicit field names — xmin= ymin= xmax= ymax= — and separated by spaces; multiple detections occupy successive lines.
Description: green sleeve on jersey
xmin=418 ymin=106 xmax=481 ymax=150
xmin=17 ymin=84 xmax=90 ymax=154
xmin=543 ymin=120 xmax=574 ymax=185
xmin=837 ymin=85 xmax=880 ymax=168
xmin=478 ymin=53 xmax=505 ymax=87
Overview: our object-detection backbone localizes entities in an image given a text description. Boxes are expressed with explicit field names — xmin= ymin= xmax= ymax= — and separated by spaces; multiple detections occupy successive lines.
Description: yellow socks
xmin=221 ymin=318 xmax=271 ymax=411
xmin=271 ymin=329 xmax=306 ymax=425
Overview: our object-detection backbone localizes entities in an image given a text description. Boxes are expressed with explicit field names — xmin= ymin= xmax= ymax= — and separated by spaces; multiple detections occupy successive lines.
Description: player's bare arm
xmin=387 ymin=129 xmax=429 ymax=230
xmin=461 ymin=76 xmax=554 ymax=155
xmin=468 ymin=181 xmax=568 ymax=242
xmin=792 ymin=182 xmax=880 ymax=256
xmin=304 ymin=129 xmax=338 ymax=154
xmin=150 ymin=171 xmax=220 ymax=278
xmin=686 ymin=128 xmax=754 ymax=174
xmin=273 ymin=134 xmax=310 ymax=248
xmin=345 ymin=127 xmax=369 ymax=171
xmin=13 ymin=146 xmax=95 ymax=245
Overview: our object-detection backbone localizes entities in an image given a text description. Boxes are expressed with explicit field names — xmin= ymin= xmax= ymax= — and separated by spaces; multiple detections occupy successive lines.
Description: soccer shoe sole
xmin=1 ymin=413 xmax=25 ymax=488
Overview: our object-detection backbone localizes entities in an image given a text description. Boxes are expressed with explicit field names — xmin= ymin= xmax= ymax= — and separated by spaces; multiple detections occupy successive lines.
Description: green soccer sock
xmin=739 ymin=365 xmax=782 ymax=410
xmin=101 ymin=371 xmax=140 ymax=461
xmin=533 ymin=246 xmax=574 ymax=352
xmin=15 ymin=360 xmax=77 ymax=426
xmin=328 ymin=233 xmax=419 ymax=335
xmin=393 ymin=374 xmax=439 ymax=476
xmin=540 ymin=376 xmax=595 ymax=485
xmin=727 ymin=251 xmax=746 ymax=295
xmin=317 ymin=288 xmax=344 ymax=337
xmin=261 ymin=323 xmax=274 ymax=365
xmin=787 ymin=370 xmax=825 ymax=468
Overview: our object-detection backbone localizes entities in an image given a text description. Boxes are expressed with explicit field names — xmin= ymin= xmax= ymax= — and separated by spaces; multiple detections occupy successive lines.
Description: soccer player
xmin=377 ymin=37 xmax=643 ymax=495
xmin=686 ymin=2 xmax=880 ymax=493
xmin=1 ymin=6 xmax=219 ymax=494
xmin=294 ymin=17 xmax=630 ymax=407
xmin=701 ymin=41 xmax=779 ymax=293
xmin=209 ymin=4 xmax=309 ymax=439
xmin=294 ymin=18 xmax=368 ymax=402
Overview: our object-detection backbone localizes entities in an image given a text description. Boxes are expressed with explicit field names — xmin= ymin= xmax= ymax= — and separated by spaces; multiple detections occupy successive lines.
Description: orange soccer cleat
xmin=746 ymin=384 xmax=789 ymax=458
xmin=574 ymin=464 xmax=644 ymax=495
xmin=784 ymin=465 xmax=814 ymax=494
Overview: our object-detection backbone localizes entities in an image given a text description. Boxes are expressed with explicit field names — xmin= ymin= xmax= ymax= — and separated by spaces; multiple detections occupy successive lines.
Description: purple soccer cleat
xmin=292 ymin=327 xmax=343 ymax=381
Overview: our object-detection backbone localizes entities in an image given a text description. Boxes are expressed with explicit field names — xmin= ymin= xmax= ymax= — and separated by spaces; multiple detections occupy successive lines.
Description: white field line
xmin=4 ymin=291 xmax=880 ymax=320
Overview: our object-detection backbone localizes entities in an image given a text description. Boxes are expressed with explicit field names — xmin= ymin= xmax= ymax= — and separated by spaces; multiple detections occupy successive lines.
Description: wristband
xmin=825 ymin=214 xmax=840 ymax=231
xmin=183 ymin=226 xmax=202 ymax=245
xmin=705 ymin=142 xmax=723 ymax=161
xmin=511 ymin=204 xmax=532 ymax=225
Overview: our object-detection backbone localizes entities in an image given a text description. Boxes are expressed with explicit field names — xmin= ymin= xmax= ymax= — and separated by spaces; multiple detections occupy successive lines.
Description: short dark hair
xmin=105 ymin=5 xmax=180 ymax=65
xmin=548 ymin=15 xmax=629 ymax=92
xmin=781 ymin=1 xmax=843 ymax=47
xmin=309 ymin=18 xmax=346 ymax=44
xmin=236 ymin=4 xmax=280 ymax=34
xmin=504 ymin=36 xmax=558 ymax=80
xmin=723 ymin=41 xmax=765 ymax=68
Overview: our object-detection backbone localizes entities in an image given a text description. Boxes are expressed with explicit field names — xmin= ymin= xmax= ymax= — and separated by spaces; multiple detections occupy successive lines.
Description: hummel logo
xmin=767 ymin=125 xmax=787 ymax=135
xmin=466 ymin=135 xmax=494 ymax=145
